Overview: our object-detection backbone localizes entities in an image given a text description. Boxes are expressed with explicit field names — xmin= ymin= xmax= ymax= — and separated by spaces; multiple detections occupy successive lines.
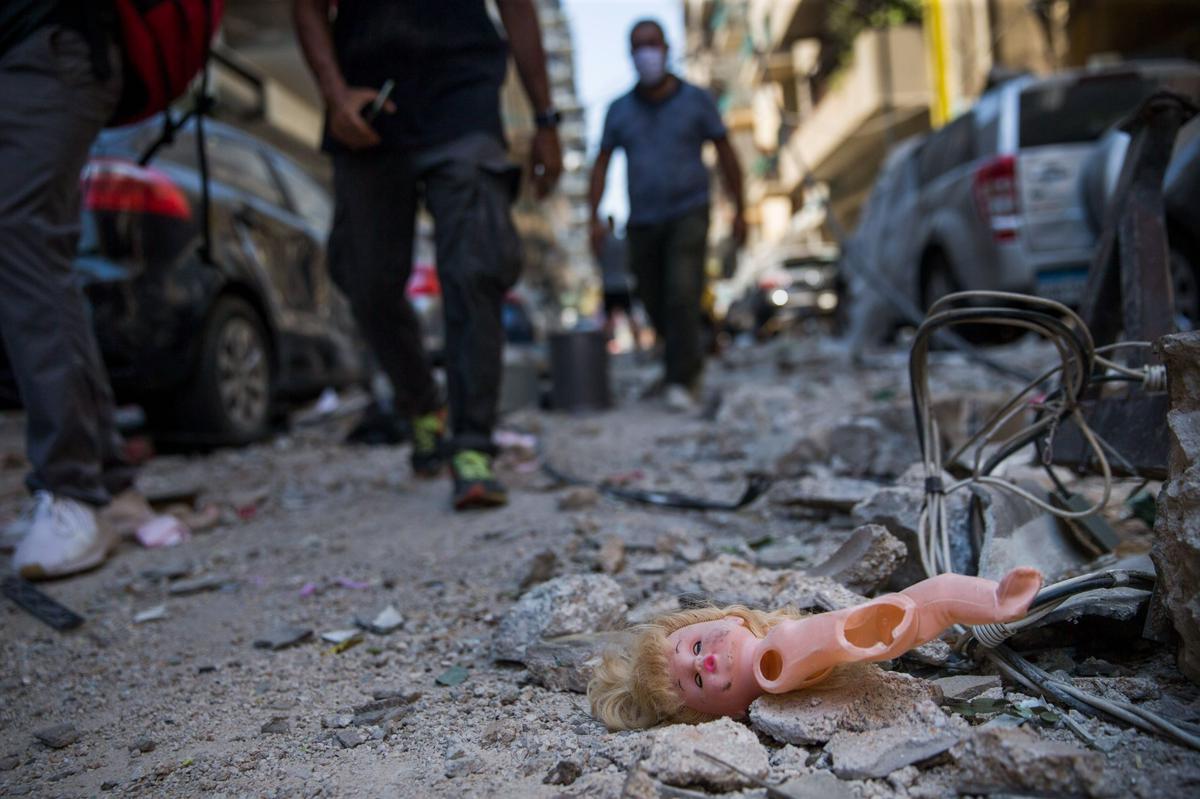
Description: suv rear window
xmin=1019 ymin=74 xmax=1152 ymax=148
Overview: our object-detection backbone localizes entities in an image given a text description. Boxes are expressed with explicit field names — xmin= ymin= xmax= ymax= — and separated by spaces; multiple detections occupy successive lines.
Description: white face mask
xmin=632 ymin=46 xmax=667 ymax=87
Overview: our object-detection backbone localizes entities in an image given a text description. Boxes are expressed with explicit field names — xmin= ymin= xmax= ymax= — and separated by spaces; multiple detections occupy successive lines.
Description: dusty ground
xmin=1 ymin=337 xmax=1199 ymax=798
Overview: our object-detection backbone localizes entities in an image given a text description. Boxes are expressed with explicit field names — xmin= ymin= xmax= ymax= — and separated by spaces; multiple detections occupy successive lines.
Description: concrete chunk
xmin=642 ymin=717 xmax=769 ymax=791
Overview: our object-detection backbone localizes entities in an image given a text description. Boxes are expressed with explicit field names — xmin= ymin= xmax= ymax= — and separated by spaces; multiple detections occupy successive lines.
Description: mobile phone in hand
xmin=362 ymin=79 xmax=395 ymax=124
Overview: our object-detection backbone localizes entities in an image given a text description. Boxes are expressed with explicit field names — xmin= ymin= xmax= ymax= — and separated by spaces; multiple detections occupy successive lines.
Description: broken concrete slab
xmin=769 ymin=476 xmax=882 ymax=512
xmin=827 ymin=411 xmax=918 ymax=479
xmin=949 ymin=727 xmax=1115 ymax=798
xmin=521 ymin=631 xmax=631 ymax=693
xmin=749 ymin=668 xmax=945 ymax=745
xmin=641 ymin=717 xmax=769 ymax=792
xmin=972 ymin=483 xmax=1091 ymax=583
xmin=931 ymin=674 xmax=1001 ymax=701
xmin=1152 ymin=330 xmax=1200 ymax=683
xmin=825 ymin=721 xmax=964 ymax=779
xmin=807 ymin=524 xmax=907 ymax=593
xmin=666 ymin=554 xmax=869 ymax=614
xmin=491 ymin=574 xmax=627 ymax=663
xmin=33 ymin=723 xmax=80 ymax=750
xmin=775 ymin=770 xmax=858 ymax=799
xmin=253 ymin=626 xmax=313 ymax=651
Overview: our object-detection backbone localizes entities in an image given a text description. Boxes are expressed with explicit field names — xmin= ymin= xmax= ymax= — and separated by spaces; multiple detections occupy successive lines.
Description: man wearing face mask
xmin=589 ymin=19 xmax=745 ymax=412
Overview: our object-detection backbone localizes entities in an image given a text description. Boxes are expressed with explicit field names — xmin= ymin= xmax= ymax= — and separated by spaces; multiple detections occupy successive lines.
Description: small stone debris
xmin=443 ymin=742 xmax=485 ymax=778
xmin=321 ymin=714 xmax=353 ymax=729
xmin=100 ymin=780 xmax=119 ymax=791
xmin=597 ymin=536 xmax=625 ymax=574
xmin=167 ymin=573 xmax=232 ymax=596
xmin=33 ymin=723 xmax=79 ymax=750
xmin=557 ymin=486 xmax=600 ymax=511
xmin=543 ymin=758 xmax=582 ymax=786
xmin=807 ymin=523 xmax=907 ymax=593
xmin=351 ymin=695 xmax=412 ymax=727
xmin=0 ymin=754 xmax=20 ymax=771
xmin=521 ymin=631 xmax=631 ymax=693
xmin=770 ymin=476 xmax=882 ymax=512
xmin=949 ymin=727 xmax=1112 ymax=797
xmin=260 ymin=717 xmax=290 ymax=735
xmin=642 ymin=717 xmax=770 ymax=792
xmin=253 ymin=626 xmax=313 ymax=650
xmin=776 ymin=771 xmax=858 ymax=799
xmin=133 ymin=604 xmax=168 ymax=624
xmin=518 ymin=550 xmax=559 ymax=591
xmin=435 ymin=666 xmax=469 ymax=687
xmin=826 ymin=722 xmax=964 ymax=779
xmin=355 ymin=605 xmax=405 ymax=635
xmin=491 ymin=574 xmax=627 ymax=663
xmin=320 ymin=629 xmax=362 ymax=645
xmin=932 ymin=674 xmax=1002 ymax=701
xmin=334 ymin=729 xmax=367 ymax=749
xmin=131 ymin=737 xmax=156 ymax=753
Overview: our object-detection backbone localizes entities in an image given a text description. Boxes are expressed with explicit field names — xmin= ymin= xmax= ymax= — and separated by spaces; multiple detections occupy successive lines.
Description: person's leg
xmin=0 ymin=29 xmax=123 ymax=507
xmin=328 ymin=149 xmax=442 ymax=422
xmin=0 ymin=28 xmax=126 ymax=577
xmin=417 ymin=134 xmax=520 ymax=507
xmin=627 ymin=223 xmax=666 ymax=343
xmin=661 ymin=207 xmax=710 ymax=389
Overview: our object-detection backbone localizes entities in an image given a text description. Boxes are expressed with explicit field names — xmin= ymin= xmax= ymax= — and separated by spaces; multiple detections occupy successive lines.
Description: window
xmin=272 ymin=156 xmax=333 ymax=235
xmin=1019 ymin=74 xmax=1153 ymax=148
xmin=207 ymin=136 xmax=285 ymax=206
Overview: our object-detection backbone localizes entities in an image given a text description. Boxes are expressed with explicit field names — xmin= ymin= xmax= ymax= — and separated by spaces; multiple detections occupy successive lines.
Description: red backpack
xmin=109 ymin=0 xmax=225 ymax=127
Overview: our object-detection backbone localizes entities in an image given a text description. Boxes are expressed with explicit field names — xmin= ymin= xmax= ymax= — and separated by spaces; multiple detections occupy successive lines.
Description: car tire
xmin=920 ymin=250 xmax=958 ymax=312
xmin=173 ymin=296 xmax=274 ymax=445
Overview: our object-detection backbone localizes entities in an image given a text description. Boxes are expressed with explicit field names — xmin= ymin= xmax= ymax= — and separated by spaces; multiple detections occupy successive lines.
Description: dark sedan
xmin=1 ymin=116 xmax=364 ymax=445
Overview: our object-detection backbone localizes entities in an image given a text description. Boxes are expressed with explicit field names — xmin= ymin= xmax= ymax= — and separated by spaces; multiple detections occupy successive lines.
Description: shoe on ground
xmin=1 ymin=496 xmax=40 ymax=552
xmin=411 ymin=409 xmax=448 ymax=477
xmin=664 ymin=383 xmax=698 ymax=413
xmin=12 ymin=492 xmax=116 ymax=580
xmin=450 ymin=450 xmax=508 ymax=511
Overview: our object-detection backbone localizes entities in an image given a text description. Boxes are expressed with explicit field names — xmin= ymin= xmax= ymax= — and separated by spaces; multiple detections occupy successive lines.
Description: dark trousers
xmin=627 ymin=206 xmax=710 ymax=387
xmin=0 ymin=27 xmax=132 ymax=507
xmin=329 ymin=133 xmax=521 ymax=454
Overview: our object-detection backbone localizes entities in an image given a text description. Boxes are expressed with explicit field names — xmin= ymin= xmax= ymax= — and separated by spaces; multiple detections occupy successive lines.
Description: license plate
xmin=1036 ymin=267 xmax=1089 ymax=305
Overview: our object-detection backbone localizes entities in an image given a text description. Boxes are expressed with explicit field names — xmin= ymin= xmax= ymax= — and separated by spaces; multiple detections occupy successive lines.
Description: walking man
xmin=294 ymin=0 xmax=562 ymax=509
xmin=589 ymin=18 xmax=745 ymax=412
xmin=0 ymin=1 xmax=145 ymax=579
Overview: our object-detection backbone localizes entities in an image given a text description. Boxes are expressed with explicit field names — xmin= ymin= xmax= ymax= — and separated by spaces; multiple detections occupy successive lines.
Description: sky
xmin=560 ymin=0 xmax=686 ymax=225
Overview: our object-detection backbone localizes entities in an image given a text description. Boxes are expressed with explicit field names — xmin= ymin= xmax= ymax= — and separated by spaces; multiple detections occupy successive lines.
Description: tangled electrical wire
xmin=957 ymin=569 xmax=1200 ymax=752
xmin=909 ymin=291 xmax=1166 ymax=578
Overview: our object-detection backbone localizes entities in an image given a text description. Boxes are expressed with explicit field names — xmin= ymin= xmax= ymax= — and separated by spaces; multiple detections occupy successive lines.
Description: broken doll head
xmin=587 ymin=568 xmax=1043 ymax=730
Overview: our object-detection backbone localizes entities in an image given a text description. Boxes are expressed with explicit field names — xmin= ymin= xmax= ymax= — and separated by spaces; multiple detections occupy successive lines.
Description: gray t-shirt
xmin=600 ymin=80 xmax=727 ymax=226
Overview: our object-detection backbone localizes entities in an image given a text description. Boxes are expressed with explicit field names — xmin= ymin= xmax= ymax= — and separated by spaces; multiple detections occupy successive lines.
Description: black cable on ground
xmin=540 ymin=455 xmax=771 ymax=512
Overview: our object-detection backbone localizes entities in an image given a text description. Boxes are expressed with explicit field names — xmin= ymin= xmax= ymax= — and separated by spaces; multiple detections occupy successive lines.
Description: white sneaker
xmin=12 ymin=492 xmax=116 ymax=580
xmin=664 ymin=384 xmax=697 ymax=414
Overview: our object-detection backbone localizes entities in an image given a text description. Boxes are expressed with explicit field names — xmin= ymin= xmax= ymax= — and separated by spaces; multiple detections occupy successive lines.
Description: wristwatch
xmin=535 ymin=107 xmax=562 ymax=129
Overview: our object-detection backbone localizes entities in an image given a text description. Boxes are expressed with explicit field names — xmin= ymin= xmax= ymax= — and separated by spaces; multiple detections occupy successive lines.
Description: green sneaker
xmin=410 ymin=410 xmax=447 ymax=477
xmin=450 ymin=450 xmax=507 ymax=511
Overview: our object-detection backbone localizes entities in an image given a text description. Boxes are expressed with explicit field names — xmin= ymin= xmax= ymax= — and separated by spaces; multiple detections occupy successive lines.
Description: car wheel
xmin=180 ymin=296 xmax=273 ymax=444
xmin=920 ymin=251 xmax=958 ymax=312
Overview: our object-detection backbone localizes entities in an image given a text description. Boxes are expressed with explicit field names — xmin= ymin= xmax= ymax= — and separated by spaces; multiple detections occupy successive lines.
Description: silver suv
xmin=850 ymin=61 xmax=1200 ymax=334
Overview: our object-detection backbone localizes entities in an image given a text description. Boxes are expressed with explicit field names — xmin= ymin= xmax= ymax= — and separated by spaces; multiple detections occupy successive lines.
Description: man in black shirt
xmin=295 ymin=0 xmax=562 ymax=511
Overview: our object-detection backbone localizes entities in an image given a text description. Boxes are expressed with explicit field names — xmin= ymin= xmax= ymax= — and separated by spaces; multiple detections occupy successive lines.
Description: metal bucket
xmin=549 ymin=330 xmax=611 ymax=411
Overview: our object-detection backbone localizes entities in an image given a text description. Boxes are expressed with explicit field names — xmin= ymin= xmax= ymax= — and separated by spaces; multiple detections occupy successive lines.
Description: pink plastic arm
xmin=752 ymin=568 xmax=1043 ymax=694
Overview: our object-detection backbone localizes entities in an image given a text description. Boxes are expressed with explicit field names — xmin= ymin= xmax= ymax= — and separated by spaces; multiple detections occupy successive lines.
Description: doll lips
xmin=702 ymin=654 xmax=717 ymax=673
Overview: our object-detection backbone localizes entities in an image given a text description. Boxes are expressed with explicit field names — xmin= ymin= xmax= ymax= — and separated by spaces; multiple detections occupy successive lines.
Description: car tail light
xmin=973 ymin=155 xmax=1019 ymax=241
xmin=82 ymin=158 xmax=191 ymax=219
xmin=406 ymin=262 xmax=441 ymax=298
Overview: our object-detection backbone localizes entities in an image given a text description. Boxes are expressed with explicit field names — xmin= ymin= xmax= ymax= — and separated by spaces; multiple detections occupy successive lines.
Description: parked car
xmin=1078 ymin=113 xmax=1200 ymax=329
xmin=847 ymin=60 xmax=1200 ymax=339
xmin=726 ymin=252 xmax=840 ymax=338
xmin=0 ymin=115 xmax=365 ymax=445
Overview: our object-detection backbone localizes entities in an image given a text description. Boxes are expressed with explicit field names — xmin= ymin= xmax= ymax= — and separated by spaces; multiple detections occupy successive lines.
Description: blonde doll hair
xmin=587 ymin=604 xmax=803 ymax=730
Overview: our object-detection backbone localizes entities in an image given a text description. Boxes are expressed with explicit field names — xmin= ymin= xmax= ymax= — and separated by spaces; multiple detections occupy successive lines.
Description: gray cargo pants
xmin=0 ymin=27 xmax=132 ymax=506
xmin=329 ymin=133 xmax=522 ymax=455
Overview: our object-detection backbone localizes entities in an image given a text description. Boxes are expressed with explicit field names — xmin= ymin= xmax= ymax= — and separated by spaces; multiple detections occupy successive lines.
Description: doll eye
xmin=692 ymin=641 xmax=701 ymax=655
xmin=694 ymin=673 xmax=703 ymax=689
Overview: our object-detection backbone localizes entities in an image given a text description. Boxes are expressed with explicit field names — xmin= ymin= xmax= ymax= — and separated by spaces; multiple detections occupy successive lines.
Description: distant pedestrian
xmin=0 ymin=1 xmax=153 ymax=579
xmin=597 ymin=216 xmax=643 ymax=354
xmin=294 ymin=0 xmax=562 ymax=510
xmin=588 ymin=18 xmax=745 ymax=412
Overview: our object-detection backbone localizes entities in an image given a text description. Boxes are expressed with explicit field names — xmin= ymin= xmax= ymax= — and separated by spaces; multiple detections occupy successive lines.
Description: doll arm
xmin=900 ymin=567 xmax=1043 ymax=645
xmin=751 ymin=567 xmax=1042 ymax=695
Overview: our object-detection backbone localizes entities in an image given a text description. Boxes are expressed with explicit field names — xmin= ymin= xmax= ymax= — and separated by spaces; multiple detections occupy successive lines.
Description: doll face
xmin=664 ymin=617 xmax=763 ymax=717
